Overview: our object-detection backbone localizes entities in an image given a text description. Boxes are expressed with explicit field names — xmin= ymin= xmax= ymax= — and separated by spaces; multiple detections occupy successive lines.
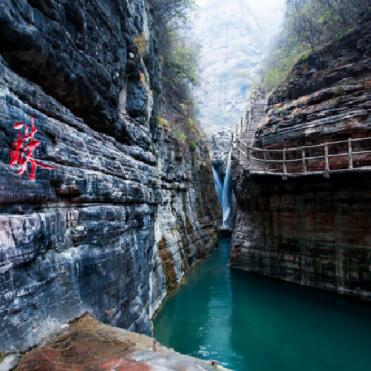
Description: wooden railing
xmin=236 ymin=136 xmax=371 ymax=178
xmin=235 ymin=118 xmax=247 ymax=139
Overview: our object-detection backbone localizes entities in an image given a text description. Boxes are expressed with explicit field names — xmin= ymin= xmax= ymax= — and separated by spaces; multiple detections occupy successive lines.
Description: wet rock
xmin=209 ymin=129 xmax=233 ymax=176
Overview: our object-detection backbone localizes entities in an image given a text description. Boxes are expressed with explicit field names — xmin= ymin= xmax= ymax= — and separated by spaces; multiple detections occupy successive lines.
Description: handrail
xmin=236 ymin=136 xmax=371 ymax=178
xmin=238 ymin=136 xmax=371 ymax=153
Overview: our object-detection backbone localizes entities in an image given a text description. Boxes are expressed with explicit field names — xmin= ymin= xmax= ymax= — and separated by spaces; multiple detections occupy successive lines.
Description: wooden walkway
xmin=233 ymin=89 xmax=371 ymax=178
xmin=236 ymin=136 xmax=371 ymax=178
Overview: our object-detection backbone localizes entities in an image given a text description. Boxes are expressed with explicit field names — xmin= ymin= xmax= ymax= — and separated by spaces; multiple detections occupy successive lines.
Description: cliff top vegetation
xmin=150 ymin=0 xmax=203 ymax=150
xmin=261 ymin=0 xmax=370 ymax=92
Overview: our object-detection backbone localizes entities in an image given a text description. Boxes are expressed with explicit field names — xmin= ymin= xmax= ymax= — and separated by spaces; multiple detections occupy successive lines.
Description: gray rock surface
xmin=0 ymin=0 xmax=220 ymax=352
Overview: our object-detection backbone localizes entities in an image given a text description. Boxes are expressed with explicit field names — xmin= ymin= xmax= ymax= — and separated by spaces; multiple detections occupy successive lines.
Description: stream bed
xmin=154 ymin=238 xmax=371 ymax=371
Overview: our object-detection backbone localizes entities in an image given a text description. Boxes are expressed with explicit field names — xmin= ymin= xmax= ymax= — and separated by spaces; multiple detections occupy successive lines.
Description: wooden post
xmin=302 ymin=148 xmax=307 ymax=174
xmin=324 ymin=143 xmax=330 ymax=178
xmin=246 ymin=148 xmax=251 ymax=176
xmin=263 ymin=150 xmax=268 ymax=173
xmin=282 ymin=147 xmax=288 ymax=180
xmin=237 ymin=138 xmax=240 ymax=161
xmin=348 ymin=138 xmax=353 ymax=169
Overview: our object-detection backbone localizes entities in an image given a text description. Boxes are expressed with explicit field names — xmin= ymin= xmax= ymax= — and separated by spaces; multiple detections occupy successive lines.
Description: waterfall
xmin=212 ymin=166 xmax=223 ymax=205
xmin=222 ymin=150 xmax=232 ymax=227
xmin=212 ymin=149 xmax=233 ymax=229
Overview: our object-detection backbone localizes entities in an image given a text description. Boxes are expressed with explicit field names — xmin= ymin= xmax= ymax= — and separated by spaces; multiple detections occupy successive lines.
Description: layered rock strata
xmin=232 ymin=18 xmax=371 ymax=300
xmin=0 ymin=0 xmax=219 ymax=352
xmin=257 ymin=16 xmax=371 ymax=150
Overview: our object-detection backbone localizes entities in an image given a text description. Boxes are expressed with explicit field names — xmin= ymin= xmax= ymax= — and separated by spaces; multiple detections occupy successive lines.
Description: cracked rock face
xmin=0 ymin=0 xmax=220 ymax=352
xmin=232 ymin=18 xmax=371 ymax=300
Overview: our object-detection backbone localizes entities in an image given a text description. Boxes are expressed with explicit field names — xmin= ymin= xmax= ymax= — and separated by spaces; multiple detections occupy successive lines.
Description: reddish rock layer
xmin=14 ymin=315 xmax=227 ymax=371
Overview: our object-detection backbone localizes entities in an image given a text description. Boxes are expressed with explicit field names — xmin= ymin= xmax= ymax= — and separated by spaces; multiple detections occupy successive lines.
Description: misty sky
xmin=192 ymin=0 xmax=286 ymax=132
xmin=196 ymin=0 xmax=285 ymax=40
xmin=245 ymin=0 xmax=285 ymax=34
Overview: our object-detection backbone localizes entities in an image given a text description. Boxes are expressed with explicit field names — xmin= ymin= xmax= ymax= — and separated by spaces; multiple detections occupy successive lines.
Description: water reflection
xmin=154 ymin=238 xmax=371 ymax=371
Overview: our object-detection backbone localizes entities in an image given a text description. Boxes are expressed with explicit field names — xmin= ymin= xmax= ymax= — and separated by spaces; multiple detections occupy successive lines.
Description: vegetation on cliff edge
xmin=150 ymin=0 xmax=204 ymax=154
xmin=261 ymin=0 xmax=370 ymax=92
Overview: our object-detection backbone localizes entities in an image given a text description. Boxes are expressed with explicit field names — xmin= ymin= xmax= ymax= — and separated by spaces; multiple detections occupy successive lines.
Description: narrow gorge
xmin=0 ymin=1 xmax=370 ymax=371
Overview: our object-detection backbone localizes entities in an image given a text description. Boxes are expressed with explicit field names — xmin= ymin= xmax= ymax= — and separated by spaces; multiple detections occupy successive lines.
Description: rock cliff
xmin=257 ymin=16 xmax=371 ymax=149
xmin=0 ymin=0 xmax=220 ymax=352
xmin=232 ymin=18 xmax=371 ymax=300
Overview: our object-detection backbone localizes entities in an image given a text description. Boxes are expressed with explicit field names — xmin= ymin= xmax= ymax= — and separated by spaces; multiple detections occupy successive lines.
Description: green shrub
xmin=134 ymin=33 xmax=147 ymax=56
xmin=260 ymin=0 xmax=369 ymax=92
xmin=158 ymin=115 xmax=170 ymax=129
xmin=150 ymin=0 xmax=205 ymax=149
xmin=175 ymin=128 xmax=186 ymax=144
xmin=262 ymin=45 xmax=309 ymax=92
xmin=188 ymin=140 xmax=197 ymax=153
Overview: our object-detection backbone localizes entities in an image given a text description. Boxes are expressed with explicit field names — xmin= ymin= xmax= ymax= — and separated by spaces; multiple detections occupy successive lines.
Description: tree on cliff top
xmin=149 ymin=0 xmax=203 ymax=147
xmin=150 ymin=0 xmax=194 ymax=28
xmin=261 ymin=0 xmax=370 ymax=92
xmin=150 ymin=0 xmax=199 ymax=95
xmin=286 ymin=0 xmax=370 ymax=49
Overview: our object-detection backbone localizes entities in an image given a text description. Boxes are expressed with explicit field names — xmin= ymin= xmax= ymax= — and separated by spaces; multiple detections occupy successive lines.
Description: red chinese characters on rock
xmin=9 ymin=117 xmax=54 ymax=181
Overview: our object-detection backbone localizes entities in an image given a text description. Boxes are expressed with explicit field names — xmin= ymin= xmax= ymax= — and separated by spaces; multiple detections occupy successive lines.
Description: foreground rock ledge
xmin=6 ymin=315 xmax=228 ymax=371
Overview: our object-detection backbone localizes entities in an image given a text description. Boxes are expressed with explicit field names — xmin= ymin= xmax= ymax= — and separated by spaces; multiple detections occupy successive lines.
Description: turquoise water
xmin=154 ymin=238 xmax=371 ymax=371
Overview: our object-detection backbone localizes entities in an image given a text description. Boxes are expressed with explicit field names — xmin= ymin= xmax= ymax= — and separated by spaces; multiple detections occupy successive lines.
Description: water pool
xmin=154 ymin=238 xmax=371 ymax=371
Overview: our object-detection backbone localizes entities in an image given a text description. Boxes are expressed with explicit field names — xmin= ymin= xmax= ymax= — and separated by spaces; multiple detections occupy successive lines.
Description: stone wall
xmin=232 ymin=17 xmax=371 ymax=300
xmin=0 ymin=0 xmax=220 ymax=352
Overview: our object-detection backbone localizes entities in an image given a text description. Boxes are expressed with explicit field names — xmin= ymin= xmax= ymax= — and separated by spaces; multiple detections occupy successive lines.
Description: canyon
xmin=0 ymin=1 xmax=370 ymax=370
